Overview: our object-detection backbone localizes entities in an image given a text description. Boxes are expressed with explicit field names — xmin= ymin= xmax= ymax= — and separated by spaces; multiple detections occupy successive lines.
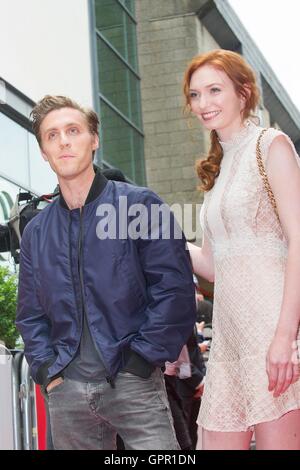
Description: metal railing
xmin=0 ymin=348 xmax=39 ymax=450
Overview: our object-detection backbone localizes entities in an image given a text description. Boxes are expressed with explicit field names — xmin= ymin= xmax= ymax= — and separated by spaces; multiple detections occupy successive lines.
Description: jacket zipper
xmin=78 ymin=207 xmax=115 ymax=388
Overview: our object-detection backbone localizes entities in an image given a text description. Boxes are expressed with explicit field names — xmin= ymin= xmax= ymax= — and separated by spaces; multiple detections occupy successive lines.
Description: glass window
xmin=95 ymin=0 xmax=137 ymax=71
xmin=0 ymin=85 xmax=58 ymax=264
xmin=0 ymin=113 xmax=29 ymax=188
xmin=100 ymin=100 xmax=145 ymax=186
xmin=0 ymin=178 xmax=21 ymax=262
xmin=0 ymin=182 xmax=15 ymax=223
xmin=0 ymin=113 xmax=57 ymax=195
xmin=97 ymin=38 xmax=141 ymax=128
xmin=125 ymin=11 xmax=138 ymax=69
xmin=94 ymin=0 xmax=145 ymax=186
xmin=120 ymin=0 xmax=135 ymax=15
xmin=28 ymin=133 xmax=57 ymax=194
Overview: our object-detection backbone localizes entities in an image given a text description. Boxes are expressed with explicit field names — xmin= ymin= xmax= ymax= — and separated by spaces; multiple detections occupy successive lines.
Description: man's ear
xmin=41 ymin=149 xmax=48 ymax=162
xmin=92 ymin=134 xmax=99 ymax=151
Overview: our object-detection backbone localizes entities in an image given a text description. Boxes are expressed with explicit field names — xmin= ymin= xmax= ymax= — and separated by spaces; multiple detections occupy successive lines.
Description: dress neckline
xmin=218 ymin=119 xmax=258 ymax=153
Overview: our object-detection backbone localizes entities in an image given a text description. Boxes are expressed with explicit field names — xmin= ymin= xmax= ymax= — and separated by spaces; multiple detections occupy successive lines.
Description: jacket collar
xmin=59 ymin=167 xmax=108 ymax=210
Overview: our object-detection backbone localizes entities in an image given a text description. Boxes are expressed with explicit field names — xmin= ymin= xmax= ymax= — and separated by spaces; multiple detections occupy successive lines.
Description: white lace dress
xmin=198 ymin=121 xmax=300 ymax=432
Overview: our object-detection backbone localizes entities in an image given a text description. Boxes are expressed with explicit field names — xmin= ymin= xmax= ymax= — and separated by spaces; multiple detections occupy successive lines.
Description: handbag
xmin=256 ymin=129 xmax=280 ymax=223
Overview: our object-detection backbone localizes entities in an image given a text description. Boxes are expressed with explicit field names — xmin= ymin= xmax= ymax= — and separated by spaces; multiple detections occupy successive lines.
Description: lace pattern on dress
xmin=198 ymin=125 xmax=300 ymax=432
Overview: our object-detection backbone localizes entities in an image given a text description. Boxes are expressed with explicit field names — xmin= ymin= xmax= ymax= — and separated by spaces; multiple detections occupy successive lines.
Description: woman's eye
xmin=211 ymin=87 xmax=221 ymax=93
xmin=189 ymin=92 xmax=199 ymax=99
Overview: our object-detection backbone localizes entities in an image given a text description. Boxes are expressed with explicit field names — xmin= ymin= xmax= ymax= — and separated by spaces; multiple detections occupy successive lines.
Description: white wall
xmin=0 ymin=0 xmax=94 ymax=107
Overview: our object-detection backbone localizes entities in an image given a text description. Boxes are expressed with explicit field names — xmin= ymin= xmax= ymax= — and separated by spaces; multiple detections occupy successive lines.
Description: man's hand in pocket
xmin=46 ymin=377 xmax=64 ymax=393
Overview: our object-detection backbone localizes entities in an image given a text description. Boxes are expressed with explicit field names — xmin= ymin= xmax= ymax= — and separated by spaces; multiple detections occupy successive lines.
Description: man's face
xmin=40 ymin=107 xmax=99 ymax=180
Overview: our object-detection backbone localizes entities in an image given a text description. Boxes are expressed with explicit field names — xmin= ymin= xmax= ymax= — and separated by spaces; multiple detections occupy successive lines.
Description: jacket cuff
xmin=36 ymin=359 xmax=57 ymax=388
xmin=122 ymin=349 xmax=155 ymax=379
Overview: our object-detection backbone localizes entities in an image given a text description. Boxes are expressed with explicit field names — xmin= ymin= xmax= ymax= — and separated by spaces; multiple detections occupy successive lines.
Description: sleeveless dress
xmin=197 ymin=120 xmax=300 ymax=432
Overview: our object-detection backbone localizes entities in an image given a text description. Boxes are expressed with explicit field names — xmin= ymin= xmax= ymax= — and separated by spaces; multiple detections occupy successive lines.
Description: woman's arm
xmin=266 ymin=135 xmax=300 ymax=396
xmin=187 ymin=233 xmax=215 ymax=282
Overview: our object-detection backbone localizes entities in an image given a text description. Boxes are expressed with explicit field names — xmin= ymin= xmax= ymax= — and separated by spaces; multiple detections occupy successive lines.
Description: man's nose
xmin=59 ymin=132 xmax=71 ymax=147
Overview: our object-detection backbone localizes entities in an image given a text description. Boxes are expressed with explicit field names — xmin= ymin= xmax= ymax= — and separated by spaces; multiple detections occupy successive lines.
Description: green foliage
xmin=0 ymin=266 xmax=19 ymax=349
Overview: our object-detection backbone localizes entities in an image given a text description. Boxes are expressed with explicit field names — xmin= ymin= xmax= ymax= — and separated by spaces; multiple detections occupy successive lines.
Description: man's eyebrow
xmin=44 ymin=122 xmax=81 ymax=134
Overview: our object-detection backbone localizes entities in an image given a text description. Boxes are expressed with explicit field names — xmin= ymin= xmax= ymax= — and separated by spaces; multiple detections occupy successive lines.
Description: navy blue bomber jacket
xmin=16 ymin=170 xmax=196 ymax=388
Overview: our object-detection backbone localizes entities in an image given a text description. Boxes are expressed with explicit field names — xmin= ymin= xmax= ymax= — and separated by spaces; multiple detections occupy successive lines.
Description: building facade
xmin=136 ymin=0 xmax=300 ymax=240
xmin=1 ymin=0 xmax=300 ymax=249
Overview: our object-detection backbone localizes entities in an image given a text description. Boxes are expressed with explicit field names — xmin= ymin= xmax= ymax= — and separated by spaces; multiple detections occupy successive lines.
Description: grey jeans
xmin=46 ymin=368 xmax=179 ymax=450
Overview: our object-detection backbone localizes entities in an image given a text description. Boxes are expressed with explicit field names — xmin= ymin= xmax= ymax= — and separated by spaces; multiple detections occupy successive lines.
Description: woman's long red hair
xmin=183 ymin=49 xmax=260 ymax=191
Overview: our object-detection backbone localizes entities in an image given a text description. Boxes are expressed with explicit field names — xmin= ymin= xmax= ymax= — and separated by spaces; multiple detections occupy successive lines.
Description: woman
xmin=184 ymin=49 xmax=300 ymax=450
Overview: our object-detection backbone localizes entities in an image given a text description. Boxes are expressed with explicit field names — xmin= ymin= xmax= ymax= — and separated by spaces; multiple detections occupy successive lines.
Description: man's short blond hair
xmin=30 ymin=95 xmax=99 ymax=147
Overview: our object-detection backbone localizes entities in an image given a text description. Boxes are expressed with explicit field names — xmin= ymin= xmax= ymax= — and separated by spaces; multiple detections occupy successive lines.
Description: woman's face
xmin=189 ymin=64 xmax=246 ymax=134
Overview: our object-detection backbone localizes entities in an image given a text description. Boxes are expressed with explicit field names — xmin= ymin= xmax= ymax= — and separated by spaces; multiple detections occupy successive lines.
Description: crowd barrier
xmin=0 ymin=347 xmax=46 ymax=450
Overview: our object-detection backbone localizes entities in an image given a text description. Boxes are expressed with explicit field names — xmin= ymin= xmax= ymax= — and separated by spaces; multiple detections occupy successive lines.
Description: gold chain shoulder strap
xmin=256 ymin=128 xmax=280 ymax=223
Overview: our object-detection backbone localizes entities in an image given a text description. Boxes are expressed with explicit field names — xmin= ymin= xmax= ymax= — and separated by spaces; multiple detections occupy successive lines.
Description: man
xmin=16 ymin=95 xmax=196 ymax=450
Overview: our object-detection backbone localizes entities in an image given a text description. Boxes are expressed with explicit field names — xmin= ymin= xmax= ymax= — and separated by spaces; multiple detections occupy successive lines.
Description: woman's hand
xmin=266 ymin=333 xmax=300 ymax=397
